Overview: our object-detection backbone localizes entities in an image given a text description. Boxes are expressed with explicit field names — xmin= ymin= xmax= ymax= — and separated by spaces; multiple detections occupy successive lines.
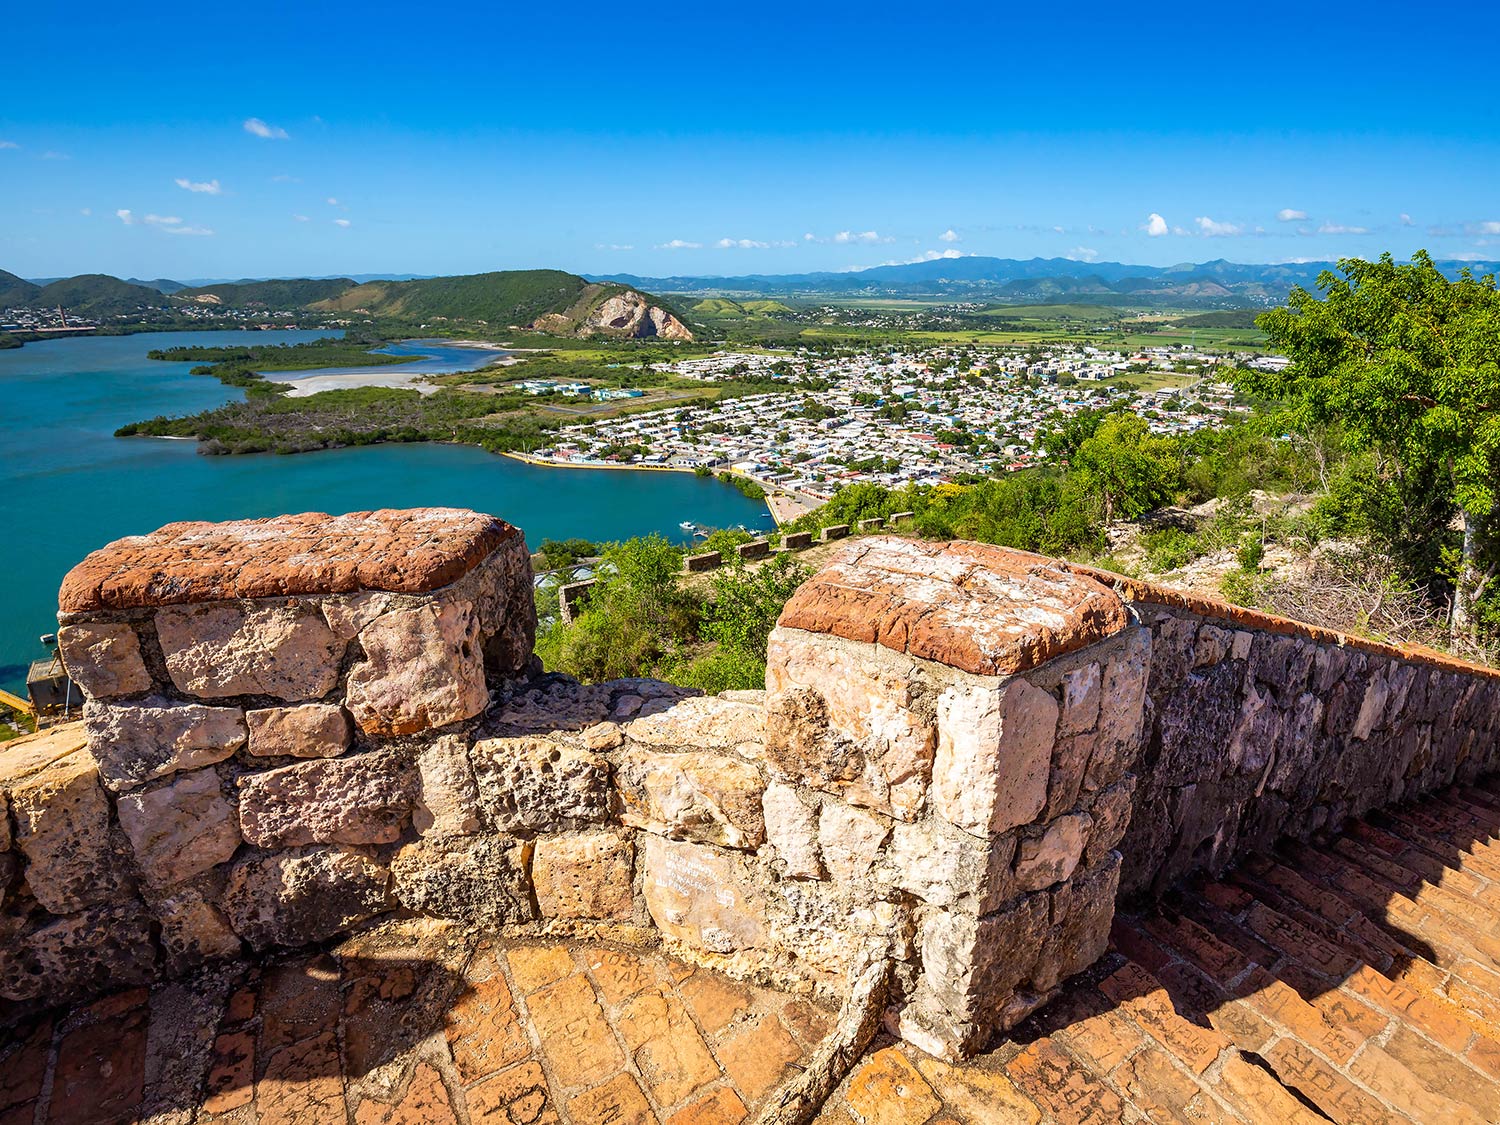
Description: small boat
xmin=679 ymin=521 xmax=696 ymax=531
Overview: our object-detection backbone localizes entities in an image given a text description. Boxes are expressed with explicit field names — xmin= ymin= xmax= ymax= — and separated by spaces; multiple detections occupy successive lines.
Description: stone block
xmin=83 ymin=696 xmax=246 ymax=792
xmin=1014 ymin=811 xmax=1092 ymax=892
xmin=6 ymin=748 xmax=127 ymax=912
xmin=1036 ymin=851 xmax=1121 ymax=992
xmin=641 ymin=836 xmax=766 ymax=954
xmin=615 ymin=749 xmax=766 ymax=849
xmin=765 ymin=629 xmax=934 ymax=820
xmin=886 ymin=821 xmax=1016 ymax=912
xmin=558 ymin=580 xmax=596 ymax=625
xmin=857 ymin=518 xmax=885 ymax=533
xmin=533 ymin=831 xmax=635 ymax=920
xmin=472 ymin=736 xmax=610 ymax=831
xmin=1058 ymin=662 xmax=1101 ymax=737
xmin=624 ymin=694 xmax=765 ymax=757
xmin=683 ymin=551 xmax=722 ymax=573
xmin=781 ymin=531 xmax=813 ymax=550
xmin=817 ymin=800 xmax=889 ymax=881
xmin=1084 ymin=626 xmax=1151 ymax=791
xmin=1084 ymin=776 xmax=1135 ymax=867
xmin=391 ymin=835 xmax=534 ymax=925
xmin=761 ymin=782 xmax=822 ymax=878
xmin=151 ymin=880 xmax=243 ymax=971
xmin=244 ymin=703 xmax=351 ymax=758
xmin=932 ymin=677 xmax=1057 ymax=835
xmin=55 ymin=622 xmax=151 ymax=700
xmin=222 ymin=844 xmax=391 ymax=949
xmin=737 ymin=540 xmax=771 ymax=562
xmin=0 ymin=899 xmax=157 ymax=1002
xmin=820 ymin=524 xmax=850 ymax=542
xmin=155 ymin=600 xmax=345 ymax=702
xmin=887 ymin=511 xmax=914 ymax=526
xmin=116 ymin=768 xmax=241 ymax=887
xmin=237 ymin=750 xmax=417 ymax=847
xmin=413 ymin=733 xmax=483 ymax=837
xmin=344 ymin=599 xmax=489 ymax=736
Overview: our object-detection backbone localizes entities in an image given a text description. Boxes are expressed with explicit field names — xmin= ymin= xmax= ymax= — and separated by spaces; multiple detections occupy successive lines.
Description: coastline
xmin=501 ymin=451 xmax=818 ymax=525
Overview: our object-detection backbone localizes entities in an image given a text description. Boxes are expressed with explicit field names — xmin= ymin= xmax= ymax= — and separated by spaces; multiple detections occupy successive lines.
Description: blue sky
xmin=3 ymin=0 xmax=1497 ymax=281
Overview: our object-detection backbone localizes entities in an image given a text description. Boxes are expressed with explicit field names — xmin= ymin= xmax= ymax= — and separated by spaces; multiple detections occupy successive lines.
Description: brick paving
xmin=6 ymin=779 xmax=1500 ymax=1124
xmin=815 ymin=777 xmax=1500 ymax=1124
xmin=0 ymin=924 xmax=832 ymax=1125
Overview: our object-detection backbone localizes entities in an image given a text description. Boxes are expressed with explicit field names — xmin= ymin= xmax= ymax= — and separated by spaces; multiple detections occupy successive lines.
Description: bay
xmin=0 ymin=330 xmax=772 ymax=692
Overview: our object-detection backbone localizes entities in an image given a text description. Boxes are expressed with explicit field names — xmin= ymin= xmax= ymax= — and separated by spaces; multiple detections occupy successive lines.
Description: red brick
xmin=1263 ymin=1039 xmax=1406 ymax=1125
xmin=664 ymin=1087 xmax=747 ymax=1125
xmin=1051 ymin=991 xmax=1148 ymax=1073
xmin=717 ymin=1014 xmax=802 ymax=1103
xmin=1239 ymin=968 xmax=1360 ymax=1065
xmin=445 ymin=973 xmax=532 ymax=1084
xmin=1200 ymin=880 xmax=1253 ymax=913
xmin=354 ymin=1063 xmax=460 ymax=1125
xmin=613 ymin=988 xmax=721 ymax=1107
xmin=1143 ymin=913 xmax=1249 ymax=980
xmin=1241 ymin=902 xmax=1356 ymax=980
xmin=465 ymin=1060 xmax=561 ymax=1125
xmin=1109 ymin=915 xmax=1174 ymax=973
xmin=1380 ymin=1025 xmax=1500 ymax=1119
xmin=1216 ymin=1053 xmax=1328 ymax=1125
xmin=1153 ymin=961 xmax=1274 ymax=1054
xmin=1113 ymin=1047 xmax=1211 ymax=1124
xmin=1008 ymin=1040 xmax=1122 ymax=1124
xmin=1097 ymin=962 xmax=1230 ymax=1074
xmin=525 ymin=972 xmax=623 ymax=1091
xmin=567 ymin=1073 xmax=657 ymax=1125
xmin=1342 ymin=965 xmax=1474 ymax=1054
xmin=254 ymin=1031 xmax=345 ymax=1125
xmin=1467 ymin=1036 xmax=1500 ymax=1081
xmin=0 ymin=1020 xmax=51 ymax=1115
xmin=259 ymin=955 xmax=342 ymax=1055
xmin=203 ymin=1029 xmax=256 ymax=1114
xmin=48 ymin=1005 xmax=147 ymax=1124
xmin=1346 ymin=1041 xmax=1491 ymax=1125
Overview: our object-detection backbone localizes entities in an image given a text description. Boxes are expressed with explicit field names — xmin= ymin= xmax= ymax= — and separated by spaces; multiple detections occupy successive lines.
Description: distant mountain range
xmin=594 ymin=255 xmax=1500 ymax=307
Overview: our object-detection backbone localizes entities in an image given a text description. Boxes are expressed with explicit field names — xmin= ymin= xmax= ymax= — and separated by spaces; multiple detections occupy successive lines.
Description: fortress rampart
xmin=2 ymin=508 xmax=1496 ymax=1065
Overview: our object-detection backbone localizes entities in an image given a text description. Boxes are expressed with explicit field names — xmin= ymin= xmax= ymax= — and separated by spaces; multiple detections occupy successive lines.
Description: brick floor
xmin=6 ymin=779 xmax=1500 ymax=1124
xmin=0 ymin=922 xmax=832 ymax=1125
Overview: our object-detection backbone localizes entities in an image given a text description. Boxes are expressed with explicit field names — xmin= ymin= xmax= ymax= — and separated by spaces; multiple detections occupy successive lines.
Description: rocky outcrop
xmin=528 ymin=286 xmax=694 ymax=340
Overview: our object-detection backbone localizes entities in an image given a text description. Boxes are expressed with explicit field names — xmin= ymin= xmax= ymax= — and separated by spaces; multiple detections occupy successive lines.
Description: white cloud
xmin=1195 ymin=216 xmax=1243 ymax=236
xmin=1317 ymin=221 xmax=1370 ymax=235
xmin=1143 ymin=213 xmax=1169 ymax=237
xmin=333 ymin=218 xmax=352 ymax=228
xmin=1400 ymin=213 xmax=1414 ymax=226
xmin=803 ymin=232 xmax=816 ymax=242
xmin=1473 ymin=221 xmax=1500 ymax=235
xmin=143 ymin=214 xmax=183 ymax=226
xmin=79 ymin=207 xmax=91 ymax=216
xmin=1067 ymin=246 xmax=1100 ymax=262
xmin=938 ymin=228 xmax=960 ymax=243
xmin=594 ymin=243 xmax=634 ymax=251
xmin=655 ymin=239 xmax=702 ymax=250
xmin=116 ymin=209 xmax=135 ymax=225
xmin=1276 ymin=208 xmax=1307 ymax=222
xmin=162 ymin=225 xmax=214 ymax=236
xmin=293 ymin=214 xmax=311 ymax=222
xmin=244 ymin=117 xmax=289 ymax=140
xmin=869 ymin=248 xmax=968 ymax=268
xmin=0 ymin=141 xmax=18 ymax=150
xmin=175 ymin=177 xmax=222 ymax=195
xmin=716 ymin=237 xmax=768 ymax=249
xmin=832 ymin=230 xmax=889 ymax=244
xmin=326 ymin=197 xmax=340 ymax=206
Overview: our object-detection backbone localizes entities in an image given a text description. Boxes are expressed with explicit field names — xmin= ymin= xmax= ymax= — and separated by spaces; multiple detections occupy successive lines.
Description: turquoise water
xmin=0 ymin=331 xmax=772 ymax=692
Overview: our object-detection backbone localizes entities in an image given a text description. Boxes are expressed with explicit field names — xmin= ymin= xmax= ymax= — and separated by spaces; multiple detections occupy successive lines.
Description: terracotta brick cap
xmin=777 ymin=537 xmax=1130 ymax=676
xmin=59 ymin=508 xmax=520 ymax=613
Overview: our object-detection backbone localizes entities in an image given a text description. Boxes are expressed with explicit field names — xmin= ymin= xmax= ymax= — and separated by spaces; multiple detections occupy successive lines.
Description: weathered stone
xmin=237 ymin=750 xmax=417 ymax=847
xmin=1037 ymin=852 xmax=1121 ymax=991
xmin=245 ymin=703 xmax=350 ymax=759
xmin=222 ymin=845 xmax=390 ymax=949
xmin=1014 ymin=812 xmax=1091 ymax=892
xmin=765 ymin=629 xmax=935 ymax=820
xmin=641 ymin=836 xmax=766 ymax=954
xmin=615 ymin=750 xmax=766 ymax=849
xmin=533 ymin=831 xmax=635 ymax=920
xmin=83 ymin=696 xmax=246 ymax=791
xmin=0 ymin=900 xmax=156 ymax=1002
xmin=472 ymin=736 xmax=609 ymax=831
xmin=777 ymin=537 xmax=1129 ymax=676
xmin=887 ymin=822 xmax=1016 ymax=912
xmin=156 ymin=601 xmax=344 ymax=701
xmin=413 ymin=734 xmax=482 ymax=836
xmin=345 ymin=599 xmax=489 ymax=735
xmin=817 ymin=800 xmax=889 ymax=882
xmin=1083 ymin=627 xmax=1151 ymax=791
xmin=319 ymin=590 xmax=393 ymax=640
xmin=6 ymin=748 xmax=127 ymax=912
xmin=581 ymin=721 xmax=624 ymax=751
xmin=152 ymin=881 xmax=243 ymax=971
xmin=116 ymin=769 xmax=240 ymax=887
xmin=391 ymin=835 xmax=534 ymax=925
xmin=623 ymin=695 xmax=765 ymax=757
xmin=0 ymin=790 xmax=9 ymax=852
xmin=55 ymin=622 xmax=151 ymax=699
xmin=1084 ymin=777 xmax=1135 ymax=867
xmin=59 ymin=508 xmax=519 ymax=612
xmin=761 ymin=783 xmax=822 ymax=878
xmin=1058 ymin=662 xmax=1101 ymax=737
xmin=1193 ymin=624 xmax=1232 ymax=668
xmin=933 ymin=677 xmax=1057 ymax=835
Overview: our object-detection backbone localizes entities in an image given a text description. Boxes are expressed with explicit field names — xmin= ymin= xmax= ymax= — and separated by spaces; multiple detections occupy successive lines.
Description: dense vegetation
xmin=175 ymin=278 xmax=357 ymax=308
xmin=537 ymin=536 xmax=809 ymax=692
xmin=146 ymin=335 xmax=416 ymax=391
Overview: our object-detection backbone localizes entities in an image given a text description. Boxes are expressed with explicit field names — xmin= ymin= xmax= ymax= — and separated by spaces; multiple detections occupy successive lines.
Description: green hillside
xmin=32 ymin=274 xmax=170 ymax=316
xmin=311 ymin=269 xmax=592 ymax=325
xmin=176 ymin=278 xmax=357 ymax=307
xmin=0 ymin=269 xmax=41 ymax=306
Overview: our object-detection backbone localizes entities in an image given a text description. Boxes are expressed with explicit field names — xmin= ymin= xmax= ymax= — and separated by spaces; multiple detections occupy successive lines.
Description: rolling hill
xmin=177 ymin=278 xmax=358 ymax=308
xmin=27 ymin=275 xmax=171 ymax=316
xmin=0 ymin=269 xmax=42 ymax=306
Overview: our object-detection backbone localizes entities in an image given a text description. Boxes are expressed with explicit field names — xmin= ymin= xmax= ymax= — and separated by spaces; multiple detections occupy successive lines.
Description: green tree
xmin=1248 ymin=252 xmax=1500 ymax=637
xmin=1069 ymin=414 xmax=1177 ymax=523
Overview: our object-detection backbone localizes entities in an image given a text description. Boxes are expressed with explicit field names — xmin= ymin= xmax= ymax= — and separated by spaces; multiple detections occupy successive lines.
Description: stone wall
xmin=4 ymin=515 xmax=1498 ymax=1067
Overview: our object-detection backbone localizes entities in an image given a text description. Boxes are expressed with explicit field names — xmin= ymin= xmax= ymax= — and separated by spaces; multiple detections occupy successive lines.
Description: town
xmin=522 ymin=342 xmax=1244 ymax=504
